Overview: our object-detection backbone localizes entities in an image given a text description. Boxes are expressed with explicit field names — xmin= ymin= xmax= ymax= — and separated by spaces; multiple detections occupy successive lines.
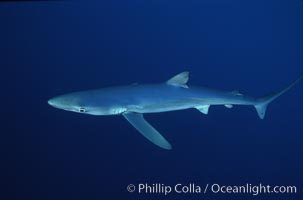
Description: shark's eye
xmin=79 ymin=107 xmax=86 ymax=113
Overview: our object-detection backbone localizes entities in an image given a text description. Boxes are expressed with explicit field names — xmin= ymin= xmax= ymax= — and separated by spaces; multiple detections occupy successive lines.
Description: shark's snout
xmin=48 ymin=98 xmax=55 ymax=106
xmin=48 ymin=97 xmax=63 ymax=109
xmin=48 ymin=95 xmax=80 ymax=112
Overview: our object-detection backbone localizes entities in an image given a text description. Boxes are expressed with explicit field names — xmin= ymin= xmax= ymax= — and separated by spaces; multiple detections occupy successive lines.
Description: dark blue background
xmin=1 ymin=0 xmax=303 ymax=199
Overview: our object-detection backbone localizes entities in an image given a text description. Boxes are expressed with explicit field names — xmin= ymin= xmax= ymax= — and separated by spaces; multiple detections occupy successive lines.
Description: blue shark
xmin=48 ymin=72 xmax=302 ymax=150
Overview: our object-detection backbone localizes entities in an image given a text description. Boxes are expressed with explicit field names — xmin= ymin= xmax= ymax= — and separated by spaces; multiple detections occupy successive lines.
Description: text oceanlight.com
xmin=127 ymin=183 xmax=297 ymax=196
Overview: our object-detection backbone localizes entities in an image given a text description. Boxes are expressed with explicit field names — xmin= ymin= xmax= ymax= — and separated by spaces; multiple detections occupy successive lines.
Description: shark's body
xmin=48 ymin=72 xmax=302 ymax=150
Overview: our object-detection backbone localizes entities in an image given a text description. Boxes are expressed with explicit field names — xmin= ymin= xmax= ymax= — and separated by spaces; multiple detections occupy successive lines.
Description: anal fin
xmin=224 ymin=104 xmax=233 ymax=108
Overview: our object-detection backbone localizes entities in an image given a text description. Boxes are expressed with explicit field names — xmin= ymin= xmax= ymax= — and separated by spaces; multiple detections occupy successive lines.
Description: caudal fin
xmin=254 ymin=75 xmax=303 ymax=119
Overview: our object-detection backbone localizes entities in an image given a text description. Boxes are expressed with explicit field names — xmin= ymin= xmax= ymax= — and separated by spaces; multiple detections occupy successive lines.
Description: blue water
xmin=2 ymin=0 xmax=303 ymax=199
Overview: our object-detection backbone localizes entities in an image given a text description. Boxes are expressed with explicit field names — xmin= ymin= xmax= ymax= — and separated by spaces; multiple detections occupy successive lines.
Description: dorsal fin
xmin=231 ymin=90 xmax=243 ymax=96
xmin=166 ymin=72 xmax=189 ymax=88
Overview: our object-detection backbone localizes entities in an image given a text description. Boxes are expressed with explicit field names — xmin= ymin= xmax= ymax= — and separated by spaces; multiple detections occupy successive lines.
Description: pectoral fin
xmin=122 ymin=112 xmax=172 ymax=150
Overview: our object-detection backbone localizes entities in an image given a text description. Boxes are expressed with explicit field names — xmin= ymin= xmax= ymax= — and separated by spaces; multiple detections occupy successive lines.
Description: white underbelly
xmin=126 ymin=101 xmax=199 ymax=114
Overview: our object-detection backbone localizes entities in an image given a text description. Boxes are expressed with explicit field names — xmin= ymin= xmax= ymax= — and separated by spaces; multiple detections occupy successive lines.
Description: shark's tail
xmin=254 ymin=75 xmax=303 ymax=119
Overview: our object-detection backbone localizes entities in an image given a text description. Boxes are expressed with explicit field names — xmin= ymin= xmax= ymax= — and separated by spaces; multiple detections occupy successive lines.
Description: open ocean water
xmin=2 ymin=0 xmax=303 ymax=199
